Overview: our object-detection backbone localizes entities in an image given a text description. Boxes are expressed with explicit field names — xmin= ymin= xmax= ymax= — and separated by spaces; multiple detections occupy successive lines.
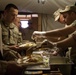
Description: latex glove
xmin=41 ymin=39 xmax=54 ymax=48
xmin=31 ymin=31 xmax=41 ymax=40
xmin=31 ymin=31 xmax=46 ymax=40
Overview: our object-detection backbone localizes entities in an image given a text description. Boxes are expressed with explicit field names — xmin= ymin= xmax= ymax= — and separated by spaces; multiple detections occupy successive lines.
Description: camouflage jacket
xmin=0 ymin=20 xmax=22 ymax=46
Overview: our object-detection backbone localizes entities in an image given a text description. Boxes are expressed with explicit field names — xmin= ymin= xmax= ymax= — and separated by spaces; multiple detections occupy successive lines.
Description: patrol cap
xmin=53 ymin=8 xmax=62 ymax=21
xmin=60 ymin=5 xmax=76 ymax=13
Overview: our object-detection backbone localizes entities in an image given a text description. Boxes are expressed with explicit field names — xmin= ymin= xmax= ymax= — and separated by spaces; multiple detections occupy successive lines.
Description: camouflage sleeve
xmin=17 ymin=32 xmax=23 ymax=45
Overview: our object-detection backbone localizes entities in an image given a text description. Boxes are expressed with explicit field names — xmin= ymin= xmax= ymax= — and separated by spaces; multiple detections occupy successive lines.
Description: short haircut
xmin=5 ymin=3 xmax=18 ymax=11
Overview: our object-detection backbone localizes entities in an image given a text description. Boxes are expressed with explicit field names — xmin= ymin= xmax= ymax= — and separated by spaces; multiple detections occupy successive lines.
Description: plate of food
xmin=19 ymin=42 xmax=36 ymax=48
xmin=16 ymin=55 xmax=43 ymax=66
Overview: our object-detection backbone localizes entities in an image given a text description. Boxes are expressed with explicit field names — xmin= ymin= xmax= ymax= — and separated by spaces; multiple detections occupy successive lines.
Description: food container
xmin=50 ymin=56 xmax=69 ymax=64
xmin=49 ymin=56 xmax=72 ymax=75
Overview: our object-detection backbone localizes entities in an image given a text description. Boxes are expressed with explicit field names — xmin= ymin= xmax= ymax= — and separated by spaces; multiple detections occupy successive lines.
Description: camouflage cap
xmin=53 ymin=8 xmax=62 ymax=21
xmin=60 ymin=5 xmax=76 ymax=13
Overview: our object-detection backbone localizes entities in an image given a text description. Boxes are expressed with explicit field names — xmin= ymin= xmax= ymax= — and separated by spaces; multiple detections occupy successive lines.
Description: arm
xmin=32 ymin=25 xmax=75 ymax=42
xmin=44 ymin=20 xmax=76 ymax=37
xmin=46 ymin=36 xmax=67 ymax=42
xmin=32 ymin=25 xmax=76 ymax=41
xmin=43 ymin=31 xmax=76 ymax=49
xmin=2 ymin=43 xmax=21 ymax=52
xmin=44 ymin=25 xmax=76 ymax=37
xmin=57 ymin=35 xmax=76 ymax=49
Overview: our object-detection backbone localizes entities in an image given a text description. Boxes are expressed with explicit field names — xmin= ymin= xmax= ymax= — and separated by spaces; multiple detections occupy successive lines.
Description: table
xmin=50 ymin=63 xmax=73 ymax=75
xmin=22 ymin=50 xmax=73 ymax=75
xmin=49 ymin=56 xmax=73 ymax=75
xmin=23 ymin=59 xmax=73 ymax=75
xmin=25 ymin=64 xmax=50 ymax=74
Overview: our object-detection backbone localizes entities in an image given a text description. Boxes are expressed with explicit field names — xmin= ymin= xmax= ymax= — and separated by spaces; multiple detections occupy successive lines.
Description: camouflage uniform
xmin=0 ymin=19 xmax=22 ymax=61
xmin=1 ymin=20 xmax=22 ymax=45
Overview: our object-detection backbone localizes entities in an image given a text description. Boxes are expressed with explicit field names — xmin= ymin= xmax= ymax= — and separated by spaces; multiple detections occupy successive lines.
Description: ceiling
xmin=0 ymin=0 xmax=76 ymax=15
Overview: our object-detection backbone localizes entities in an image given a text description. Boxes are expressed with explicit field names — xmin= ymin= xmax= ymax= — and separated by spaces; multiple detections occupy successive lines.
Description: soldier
xmin=0 ymin=3 xmax=28 ymax=61
xmin=0 ymin=3 xmax=26 ymax=75
xmin=32 ymin=5 xmax=76 ymax=75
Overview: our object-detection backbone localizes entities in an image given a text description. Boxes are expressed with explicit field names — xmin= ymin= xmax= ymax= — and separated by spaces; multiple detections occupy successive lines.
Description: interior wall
xmin=18 ymin=13 xmax=65 ymax=41
xmin=20 ymin=17 xmax=38 ymax=41
xmin=32 ymin=17 xmax=38 ymax=31
xmin=41 ymin=14 xmax=65 ymax=31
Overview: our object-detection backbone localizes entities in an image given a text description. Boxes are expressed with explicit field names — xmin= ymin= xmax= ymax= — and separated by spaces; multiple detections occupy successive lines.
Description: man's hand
xmin=31 ymin=31 xmax=46 ymax=40
xmin=31 ymin=31 xmax=41 ymax=40
xmin=8 ymin=45 xmax=23 ymax=52
xmin=8 ymin=45 xmax=19 ymax=50
xmin=40 ymin=39 xmax=54 ymax=48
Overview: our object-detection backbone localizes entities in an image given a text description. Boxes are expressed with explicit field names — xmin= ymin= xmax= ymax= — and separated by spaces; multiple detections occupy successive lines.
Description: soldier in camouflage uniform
xmin=0 ymin=3 xmax=26 ymax=75
xmin=33 ymin=5 xmax=76 ymax=75
xmin=1 ymin=20 xmax=22 ymax=60
xmin=0 ymin=3 xmax=27 ymax=61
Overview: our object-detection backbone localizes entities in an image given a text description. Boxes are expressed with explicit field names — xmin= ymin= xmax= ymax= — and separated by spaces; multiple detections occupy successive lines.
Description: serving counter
xmin=23 ymin=55 xmax=73 ymax=75
xmin=17 ymin=45 xmax=73 ymax=75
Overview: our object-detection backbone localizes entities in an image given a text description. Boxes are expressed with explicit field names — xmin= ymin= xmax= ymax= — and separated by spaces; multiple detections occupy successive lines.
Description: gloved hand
xmin=40 ymin=39 xmax=54 ymax=48
xmin=31 ymin=31 xmax=46 ymax=40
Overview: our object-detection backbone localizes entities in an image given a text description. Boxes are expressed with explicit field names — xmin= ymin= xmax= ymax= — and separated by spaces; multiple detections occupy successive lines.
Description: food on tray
xmin=30 ymin=54 xmax=43 ymax=62
xmin=19 ymin=42 xmax=36 ymax=48
xmin=28 ymin=57 xmax=38 ymax=62
xmin=17 ymin=54 xmax=43 ymax=64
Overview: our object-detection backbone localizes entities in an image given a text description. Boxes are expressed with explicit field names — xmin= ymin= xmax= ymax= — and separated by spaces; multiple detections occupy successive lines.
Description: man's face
xmin=5 ymin=7 xmax=18 ymax=23
xmin=62 ymin=12 xmax=75 ymax=25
